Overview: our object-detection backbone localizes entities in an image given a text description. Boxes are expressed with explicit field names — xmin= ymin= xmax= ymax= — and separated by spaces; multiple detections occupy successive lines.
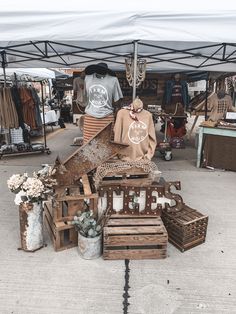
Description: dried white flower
xmin=7 ymin=173 xmax=28 ymax=192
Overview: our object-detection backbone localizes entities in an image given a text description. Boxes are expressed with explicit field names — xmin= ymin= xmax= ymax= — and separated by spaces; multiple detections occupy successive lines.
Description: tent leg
xmin=41 ymin=82 xmax=48 ymax=150
xmin=132 ymin=41 xmax=138 ymax=101
xmin=1 ymin=51 xmax=7 ymax=88
xmin=204 ymin=74 xmax=209 ymax=121
xmin=48 ymin=79 xmax=52 ymax=100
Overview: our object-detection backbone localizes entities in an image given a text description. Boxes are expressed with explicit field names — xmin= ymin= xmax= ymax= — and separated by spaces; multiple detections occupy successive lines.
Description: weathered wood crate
xmin=44 ymin=201 xmax=78 ymax=252
xmin=161 ymin=205 xmax=208 ymax=252
xmin=101 ymin=166 xmax=153 ymax=183
xmin=52 ymin=174 xmax=98 ymax=222
xmin=103 ymin=216 xmax=168 ymax=260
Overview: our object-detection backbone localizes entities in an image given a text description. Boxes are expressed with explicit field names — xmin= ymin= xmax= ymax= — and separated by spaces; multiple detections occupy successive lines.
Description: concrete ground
xmin=0 ymin=119 xmax=236 ymax=314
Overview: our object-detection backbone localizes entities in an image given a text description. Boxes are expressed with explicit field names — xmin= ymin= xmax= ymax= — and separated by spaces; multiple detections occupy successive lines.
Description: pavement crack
xmin=123 ymin=259 xmax=130 ymax=314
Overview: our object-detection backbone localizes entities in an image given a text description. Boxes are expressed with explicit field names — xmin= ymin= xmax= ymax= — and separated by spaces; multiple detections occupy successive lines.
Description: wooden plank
xmin=56 ymin=193 xmax=98 ymax=201
xmin=55 ymin=187 xmax=67 ymax=198
xmin=67 ymin=200 xmax=84 ymax=216
xmin=103 ymin=248 xmax=167 ymax=260
xmin=62 ymin=123 xmax=128 ymax=181
xmin=107 ymin=218 xmax=163 ymax=226
xmin=101 ymin=178 xmax=153 ymax=187
xmin=44 ymin=212 xmax=55 ymax=240
xmin=104 ymin=234 xmax=167 ymax=246
xmin=182 ymin=216 xmax=208 ymax=226
xmin=55 ymin=221 xmax=75 ymax=231
xmin=82 ymin=174 xmax=92 ymax=195
xmin=44 ymin=206 xmax=78 ymax=251
xmin=109 ymin=213 xmax=159 ymax=219
xmin=165 ymin=212 xmax=206 ymax=225
xmin=167 ymin=229 xmax=207 ymax=244
xmin=55 ymin=242 xmax=78 ymax=252
xmin=104 ymin=226 xmax=164 ymax=235
xmin=69 ymin=186 xmax=81 ymax=196
xmin=163 ymin=222 xmax=207 ymax=237
xmin=169 ymin=237 xmax=205 ymax=252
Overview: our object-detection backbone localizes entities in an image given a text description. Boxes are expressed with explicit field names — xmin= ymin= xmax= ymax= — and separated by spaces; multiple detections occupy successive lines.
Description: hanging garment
xmin=31 ymin=88 xmax=42 ymax=127
xmin=0 ymin=88 xmax=19 ymax=129
xmin=10 ymin=86 xmax=25 ymax=129
xmin=83 ymin=114 xmax=114 ymax=144
xmin=207 ymin=93 xmax=235 ymax=122
xmin=163 ymin=79 xmax=189 ymax=111
xmin=73 ymin=77 xmax=86 ymax=106
xmin=84 ymin=74 xmax=123 ymax=118
xmin=114 ymin=108 xmax=157 ymax=161
xmin=18 ymin=87 xmax=37 ymax=129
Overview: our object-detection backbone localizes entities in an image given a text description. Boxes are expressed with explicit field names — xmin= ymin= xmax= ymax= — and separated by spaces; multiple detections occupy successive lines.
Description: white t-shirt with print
xmin=85 ymin=74 xmax=123 ymax=118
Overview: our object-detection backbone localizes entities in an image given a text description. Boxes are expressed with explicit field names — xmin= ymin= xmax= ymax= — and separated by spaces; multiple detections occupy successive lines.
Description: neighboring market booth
xmin=0 ymin=68 xmax=57 ymax=157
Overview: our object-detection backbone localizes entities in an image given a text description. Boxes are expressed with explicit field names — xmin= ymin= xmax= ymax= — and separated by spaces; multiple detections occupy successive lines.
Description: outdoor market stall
xmin=0 ymin=68 xmax=56 ymax=157
xmin=2 ymin=2 xmax=236 ymax=260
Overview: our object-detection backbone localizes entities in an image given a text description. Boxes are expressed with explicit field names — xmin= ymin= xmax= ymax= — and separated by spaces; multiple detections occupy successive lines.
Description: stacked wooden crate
xmin=44 ymin=174 xmax=98 ymax=251
xmin=103 ymin=215 xmax=168 ymax=260
xmin=161 ymin=205 xmax=208 ymax=252
xmin=99 ymin=175 xmax=168 ymax=260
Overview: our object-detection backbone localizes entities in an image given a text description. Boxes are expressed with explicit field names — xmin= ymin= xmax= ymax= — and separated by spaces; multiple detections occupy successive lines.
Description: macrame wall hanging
xmin=125 ymin=58 xmax=146 ymax=88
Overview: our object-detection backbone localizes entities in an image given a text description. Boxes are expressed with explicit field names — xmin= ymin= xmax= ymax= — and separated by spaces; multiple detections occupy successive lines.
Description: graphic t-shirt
xmin=208 ymin=93 xmax=235 ymax=122
xmin=114 ymin=108 xmax=157 ymax=161
xmin=84 ymin=74 xmax=123 ymax=118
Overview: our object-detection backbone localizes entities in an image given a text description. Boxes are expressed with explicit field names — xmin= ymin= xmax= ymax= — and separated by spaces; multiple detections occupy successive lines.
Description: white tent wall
xmin=1 ymin=2 xmax=236 ymax=72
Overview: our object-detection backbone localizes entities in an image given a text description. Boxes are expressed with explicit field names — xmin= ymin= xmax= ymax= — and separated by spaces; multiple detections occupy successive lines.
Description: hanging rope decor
xmin=125 ymin=58 xmax=146 ymax=88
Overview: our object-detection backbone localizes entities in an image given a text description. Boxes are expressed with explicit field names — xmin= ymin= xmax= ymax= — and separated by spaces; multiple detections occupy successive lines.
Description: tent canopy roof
xmin=0 ymin=68 xmax=56 ymax=81
xmin=1 ymin=1 xmax=236 ymax=72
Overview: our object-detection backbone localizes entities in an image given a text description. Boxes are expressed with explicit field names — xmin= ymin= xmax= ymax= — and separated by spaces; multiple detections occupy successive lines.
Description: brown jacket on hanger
xmin=0 ymin=88 xmax=19 ymax=129
xmin=114 ymin=108 xmax=157 ymax=161
xmin=19 ymin=87 xmax=36 ymax=129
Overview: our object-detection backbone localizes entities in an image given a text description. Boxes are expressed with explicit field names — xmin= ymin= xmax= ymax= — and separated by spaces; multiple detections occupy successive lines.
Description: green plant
xmin=73 ymin=210 xmax=102 ymax=238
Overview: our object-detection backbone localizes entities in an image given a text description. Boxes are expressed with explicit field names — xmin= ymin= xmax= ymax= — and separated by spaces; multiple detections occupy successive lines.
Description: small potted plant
xmin=73 ymin=207 xmax=110 ymax=259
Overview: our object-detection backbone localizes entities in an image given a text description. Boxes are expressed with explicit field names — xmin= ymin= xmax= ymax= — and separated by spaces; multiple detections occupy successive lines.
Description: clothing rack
xmin=0 ymin=76 xmax=51 ymax=158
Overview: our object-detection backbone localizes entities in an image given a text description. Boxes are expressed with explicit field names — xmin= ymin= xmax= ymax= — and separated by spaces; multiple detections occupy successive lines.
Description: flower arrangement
xmin=7 ymin=165 xmax=57 ymax=206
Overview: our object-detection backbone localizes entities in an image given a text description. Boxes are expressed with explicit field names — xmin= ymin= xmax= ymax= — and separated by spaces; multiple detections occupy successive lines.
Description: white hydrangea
xmin=7 ymin=173 xmax=28 ymax=192
xmin=22 ymin=178 xmax=44 ymax=199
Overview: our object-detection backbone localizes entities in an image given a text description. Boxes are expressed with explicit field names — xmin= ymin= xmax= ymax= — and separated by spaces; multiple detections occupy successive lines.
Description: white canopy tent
xmin=1 ymin=1 xmax=236 ymax=73
xmin=0 ymin=68 xmax=55 ymax=81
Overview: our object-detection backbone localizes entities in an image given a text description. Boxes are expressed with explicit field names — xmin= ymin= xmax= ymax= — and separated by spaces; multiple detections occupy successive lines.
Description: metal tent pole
xmin=132 ymin=41 xmax=138 ymax=101
xmin=48 ymin=79 xmax=52 ymax=100
xmin=204 ymin=73 xmax=209 ymax=121
xmin=1 ymin=51 xmax=7 ymax=88
xmin=40 ymin=81 xmax=47 ymax=150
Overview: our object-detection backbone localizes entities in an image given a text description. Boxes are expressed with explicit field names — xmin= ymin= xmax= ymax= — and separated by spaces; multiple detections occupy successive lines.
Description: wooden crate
xmin=103 ymin=216 xmax=168 ymax=260
xmin=52 ymin=174 xmax=98 ymax=222
xmin=44 ymin=201 xmax=78 ymax=252
xmin=161 ymin=205 xmax=208 ymax=252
